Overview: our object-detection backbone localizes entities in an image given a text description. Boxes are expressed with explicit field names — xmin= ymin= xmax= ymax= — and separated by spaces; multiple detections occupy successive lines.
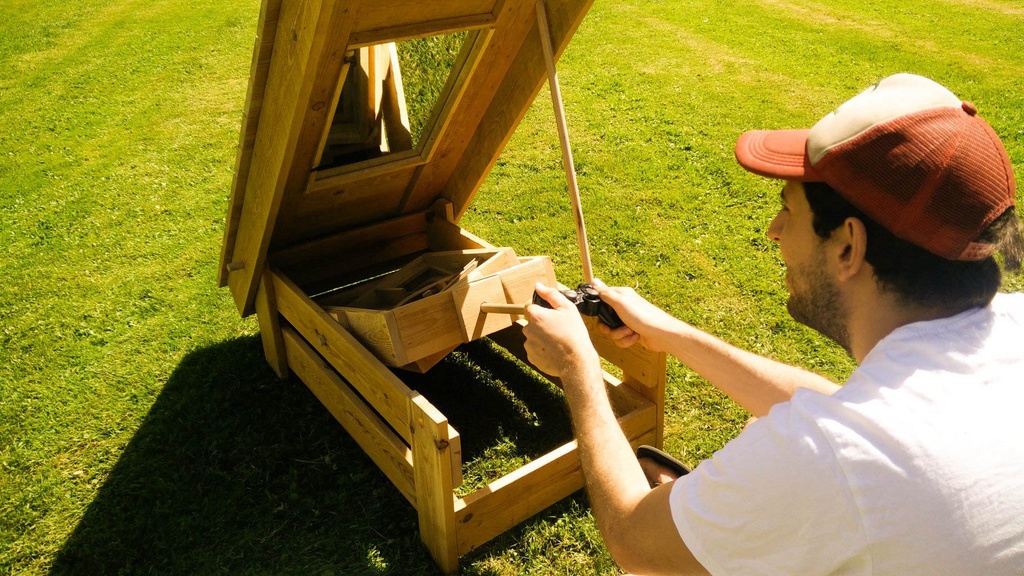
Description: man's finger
xmin=592 ymin=277 xmax=622 ymax=307
xmin=534 ymin=282 xmax=575 ymax=310
xmin=607 ymin=324 xmax=636 ymax=340
xmin=615 ymin=331 xmax=640 ymax=348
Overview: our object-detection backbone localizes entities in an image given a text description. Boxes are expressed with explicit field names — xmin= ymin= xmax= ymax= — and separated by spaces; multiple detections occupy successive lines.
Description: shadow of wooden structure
xmin=218 ymin=0 xmax=666 ymax=572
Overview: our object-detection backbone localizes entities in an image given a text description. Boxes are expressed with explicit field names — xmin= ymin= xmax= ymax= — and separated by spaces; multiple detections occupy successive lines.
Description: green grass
xmin=1 ymin=0 xmax=1022 ymax=574
xmin=396 ymin=32 xmax=467 ymax=144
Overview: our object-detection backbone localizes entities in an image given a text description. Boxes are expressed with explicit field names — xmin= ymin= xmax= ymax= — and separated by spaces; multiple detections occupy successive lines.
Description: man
xmin=524 ymin=73 xmax=1024 ymax=575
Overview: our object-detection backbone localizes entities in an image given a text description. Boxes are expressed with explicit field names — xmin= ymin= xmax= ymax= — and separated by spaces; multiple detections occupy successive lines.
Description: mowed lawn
xmin=2 ymin=0 xmax=1022 ymax=574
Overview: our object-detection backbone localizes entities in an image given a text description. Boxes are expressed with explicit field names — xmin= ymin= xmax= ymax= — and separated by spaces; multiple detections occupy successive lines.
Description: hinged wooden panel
xmin=223 ymin=0 xmax=358 ymax=314
xmin=222 ymin=0 xmax=595 ymax=315
xmin=219 ymin=0 xmax=281 ymax=287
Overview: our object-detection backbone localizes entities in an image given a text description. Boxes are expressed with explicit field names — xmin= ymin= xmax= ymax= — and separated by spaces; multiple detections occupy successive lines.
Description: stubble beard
xmin=786 ymin=256 xmax=852 ymax=354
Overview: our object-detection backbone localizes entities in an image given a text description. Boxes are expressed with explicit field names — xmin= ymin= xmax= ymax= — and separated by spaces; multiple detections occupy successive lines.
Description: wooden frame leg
xmin=412 ymin=395 xmax=459 ymax=574
xmin=623 ymin=367 xmax=666 ymax=448
xmin=256 ymin=269 xmax=289 ymax=379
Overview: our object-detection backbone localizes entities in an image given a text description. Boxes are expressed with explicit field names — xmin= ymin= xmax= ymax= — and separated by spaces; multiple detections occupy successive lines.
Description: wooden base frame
xmin=256 ymin=209 xmax=666 ymax=573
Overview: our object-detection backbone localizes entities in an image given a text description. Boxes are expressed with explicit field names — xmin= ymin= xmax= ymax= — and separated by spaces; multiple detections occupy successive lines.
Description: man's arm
xmin=524 ymin=285 xmax=709 ymax=575
xmin=594 ymin=280 xmax=839 ymax=418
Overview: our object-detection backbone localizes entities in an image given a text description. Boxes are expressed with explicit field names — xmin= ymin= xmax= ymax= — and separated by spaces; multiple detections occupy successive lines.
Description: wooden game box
xmin=218 ymin=0 xmax=666 ymax=571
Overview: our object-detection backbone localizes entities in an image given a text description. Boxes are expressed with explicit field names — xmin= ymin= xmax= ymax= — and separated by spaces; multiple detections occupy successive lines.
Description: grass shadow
xmin=51 ymin=335 xmax=578 ymax=575
xmin=401 ymin=339 xmax=574 ymax=477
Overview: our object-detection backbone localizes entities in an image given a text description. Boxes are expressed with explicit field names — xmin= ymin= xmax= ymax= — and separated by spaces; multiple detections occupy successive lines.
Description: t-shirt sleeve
xmin=669 ymin=393 xmax=870 ymax=575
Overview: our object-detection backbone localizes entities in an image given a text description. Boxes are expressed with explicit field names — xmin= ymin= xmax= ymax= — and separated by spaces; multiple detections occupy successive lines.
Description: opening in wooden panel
xmin=315 ymin=30 xmax=471 ymax=172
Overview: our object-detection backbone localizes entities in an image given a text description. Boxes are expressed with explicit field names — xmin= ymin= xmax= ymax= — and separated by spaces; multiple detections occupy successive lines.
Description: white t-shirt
xmin=670 ymin=292 xmax=1024 ymax=575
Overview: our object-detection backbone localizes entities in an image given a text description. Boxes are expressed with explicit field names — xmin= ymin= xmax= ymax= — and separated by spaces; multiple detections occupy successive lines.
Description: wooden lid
xmin=219 ymin=0 xmax=594 ymax=315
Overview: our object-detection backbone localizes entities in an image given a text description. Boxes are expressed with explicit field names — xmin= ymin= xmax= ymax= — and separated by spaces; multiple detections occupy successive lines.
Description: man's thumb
xmin=534 ymin=282 xmax=572 ymax=309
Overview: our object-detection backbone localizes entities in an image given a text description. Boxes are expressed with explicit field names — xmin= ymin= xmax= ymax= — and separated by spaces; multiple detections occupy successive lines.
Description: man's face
xmin=767 ymin=182 xmax=851 ymax=352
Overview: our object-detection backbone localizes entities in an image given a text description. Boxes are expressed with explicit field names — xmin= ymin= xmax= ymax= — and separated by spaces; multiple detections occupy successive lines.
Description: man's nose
xmin=767 ymin=213 xmax=783 ymax=243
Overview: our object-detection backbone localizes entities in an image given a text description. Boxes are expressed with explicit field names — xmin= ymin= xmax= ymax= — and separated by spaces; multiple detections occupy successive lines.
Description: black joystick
xmin=533 ymin=283 xmax=624 ymax=329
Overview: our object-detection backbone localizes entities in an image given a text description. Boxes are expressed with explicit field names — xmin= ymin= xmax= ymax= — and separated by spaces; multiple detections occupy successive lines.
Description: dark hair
xmin=803 ymin=181 xmax=1023 ymax=310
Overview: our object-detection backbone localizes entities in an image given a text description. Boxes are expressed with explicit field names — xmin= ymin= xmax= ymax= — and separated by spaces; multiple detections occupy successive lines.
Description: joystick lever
xmin=532 ymin=283 xmax=623 ymax=329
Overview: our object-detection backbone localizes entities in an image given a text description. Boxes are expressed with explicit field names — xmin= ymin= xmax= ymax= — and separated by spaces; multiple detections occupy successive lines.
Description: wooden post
xmin=255 ymin=269 xmax=289 ymax=378
xmin=412 ymin=395 xmax=459 ymax=574
xmin=622 ymin=362 xmax=667 ymax=448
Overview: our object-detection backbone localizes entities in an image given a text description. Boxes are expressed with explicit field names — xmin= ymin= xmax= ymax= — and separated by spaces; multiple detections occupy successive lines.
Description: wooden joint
xmin=429 ymin=199 xmax=456 ymax=223
xmin=226 ymin=261 xmax=246 ymax=272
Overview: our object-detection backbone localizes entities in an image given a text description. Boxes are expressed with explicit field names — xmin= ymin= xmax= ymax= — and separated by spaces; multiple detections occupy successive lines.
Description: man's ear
xmin=832 ymin=216 xmax=868 ymax=282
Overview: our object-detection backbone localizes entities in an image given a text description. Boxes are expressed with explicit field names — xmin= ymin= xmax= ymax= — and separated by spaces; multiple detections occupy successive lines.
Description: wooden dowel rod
xmin=480 ymin=302 xmax=530 ymax=315
xmin=535 ymin=0 xmax=594 ymax=285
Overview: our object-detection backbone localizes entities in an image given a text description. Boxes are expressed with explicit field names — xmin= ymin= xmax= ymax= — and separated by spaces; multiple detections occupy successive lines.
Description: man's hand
xmin=592 ymin=279 xmax=678 ymax=353
xmin=524 ymin=283 xmax=599 ymax=377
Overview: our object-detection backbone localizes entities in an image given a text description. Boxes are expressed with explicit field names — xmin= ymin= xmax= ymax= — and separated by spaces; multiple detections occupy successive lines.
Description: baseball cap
xmin=735 ymin=73 xmax=1016 ymax=261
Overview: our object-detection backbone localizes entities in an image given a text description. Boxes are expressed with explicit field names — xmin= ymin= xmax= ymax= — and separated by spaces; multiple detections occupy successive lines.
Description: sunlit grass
xmin=1 ymin=0 xmax=1021 ymax=573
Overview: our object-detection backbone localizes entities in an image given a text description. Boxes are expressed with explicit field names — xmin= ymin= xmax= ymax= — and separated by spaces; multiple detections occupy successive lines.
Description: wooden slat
xmin=225 ymin=0 xmax=358 ymax=315
xmin=392 ymin=293 xmax=465 ymax=365
xmin=605 ymin=373 xmax=652 ymax=420
xmin=426 ymin=216 xmax=492 ymax=251
xmin=283 ymin=327 xmax=417 ymax=505
xmin=451 ymin=275 xmax=511 ymax=341
xmin=412 ymin=394 xmax=459 ymax=574
xmin=309 ymin=57 xmax=353 ymax=171
xmin=273 ymin=212 xmax=429 ymax=289
xmin=457 ymin=440 xmax=579 ymax=557
xmin=497 ymin=256 xmax=556 ymax=304
xmin=272 ymin=211 xmax=427 ymax=269
xmin=219 ymin=0 xmax=283 ymax=287
xmin=448 ymin=423 xmax=463 ymax=489
xmin=255 ymin=270 xmax=289 ymax=378
xmin=398 ymin=344 xmax=459 ymax=374
xmin=350 ymin=13 xmax=494 ymax=49
xmin=310 ymin=147 xmax=423 ymax=185
xmin=444 ymin=0 xmax=594 ymax=220
xmin=584 ymin=315 xmax=666 ymax=389
xmin=271 ymin=268 xmax=416 ymax=442
xmin=279 ymin=162 xmax=420 ymax=244
xmin=380 ymin=43 xmax=413 ymax=153
xmin=290 ymin=232 xmax=427 ymax=290
xmin=453 ymin=400 xmax=656 ymax=556
xmin=350 ymin=0 xmax=496 ymax=45
xmin=301 ymin=160 xmax=415 ymax=220
xmin=468 ymin=247 xmax=519 ymax=278
xmin=368 ymin=44 xmax=387 ymax=129
xmin=624 ymin=371 xmax=665 ymax=448
xmin=330 ymin=308 xmax=405 ymax=366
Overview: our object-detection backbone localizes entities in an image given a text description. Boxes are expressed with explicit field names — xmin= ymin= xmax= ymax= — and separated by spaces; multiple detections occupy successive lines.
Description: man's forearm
xmin=559 ymin=360 xmax=651 ymax=548
xmin=561 ymin=361 xmax=650 ymax=509
xmin=559 ymin=356 xmax=710 ymax=575
xmin=656 ymin=318 xmax=840 ymax=417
